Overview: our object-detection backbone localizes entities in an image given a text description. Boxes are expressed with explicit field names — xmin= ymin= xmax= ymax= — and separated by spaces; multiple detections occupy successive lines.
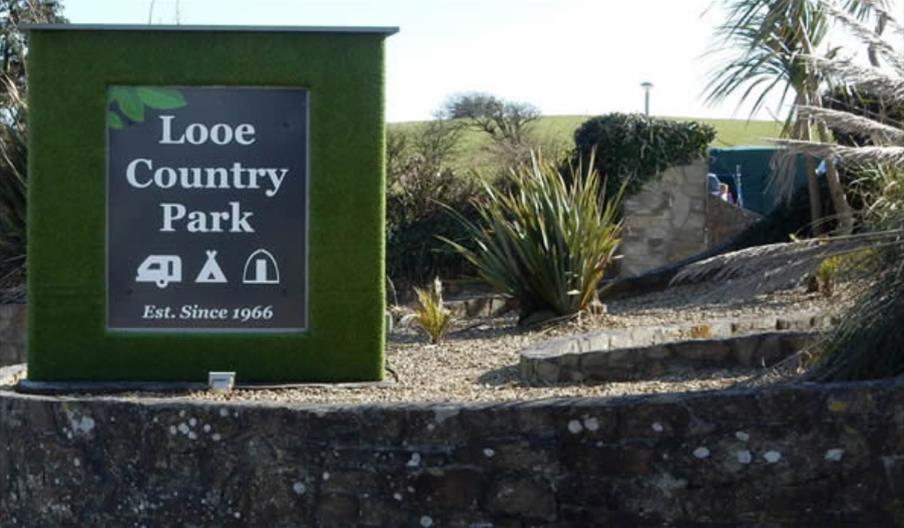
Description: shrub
xmin=386 ymin=201 xmax=481 ymax=289
xmin=0 ymin=116 xmax=26 ymax=280
xmin=385 ymin=124 xmax=482 ymax=288
xmin=571 ymin=113 xmax=716 ymax=197
xmin=411 ymin=277 xmax=453 ymax=344
xmin=0 ymin=2 xmax=67 ymax=282
xmin=443 ymin=152 xmax=622 ymax=324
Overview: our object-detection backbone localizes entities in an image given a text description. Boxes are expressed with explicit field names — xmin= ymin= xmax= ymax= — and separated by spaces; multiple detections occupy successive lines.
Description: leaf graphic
xmin=137 ymin=87 xmax=186 ymax=110
xmin=107 ymin=111 xmax=123 ymax=129
xmin=111 ymin=87 xmax=144 ymax=123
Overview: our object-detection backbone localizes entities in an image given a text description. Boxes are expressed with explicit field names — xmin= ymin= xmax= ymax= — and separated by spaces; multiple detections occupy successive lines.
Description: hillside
xmin=388 ymin=115 xmax=784 ymax=176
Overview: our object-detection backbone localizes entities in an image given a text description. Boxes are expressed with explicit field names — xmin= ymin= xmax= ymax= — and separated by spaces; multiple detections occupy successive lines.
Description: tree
xmin=441 ymin=92 xmax=539 ymax=150
xmin=674 ymin=1 xmax=904 ymax=381
xmin=0 ymin=1 xmax=65 ymax=108
xmin=0 ymin=1 xmax=66 ymax=283
xmin=705 ymin=0 xmax=884 ymax=234
xmin=385 ymin=118 xmax=466 ymax=224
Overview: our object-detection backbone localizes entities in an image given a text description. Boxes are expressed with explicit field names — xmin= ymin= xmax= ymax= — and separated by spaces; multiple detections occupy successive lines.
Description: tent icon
xmin=243 ymin=249 xmax=280 ymax=285
xmin=196 ymin=250 xmax=227 ymax=283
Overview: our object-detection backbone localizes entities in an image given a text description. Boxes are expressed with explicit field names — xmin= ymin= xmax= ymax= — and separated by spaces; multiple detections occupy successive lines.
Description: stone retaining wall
xmin=0 ymin=304 xmax=26 ymax=366
xmin=1 ymin=380 xmax=903 ymax=526
xmin=521 ymin=331 xmax=815 ymax=384
xmin=445 ymin=294 xmax=515 ymax=319
xmin=520 ymin=312 xmax=832 ymax=384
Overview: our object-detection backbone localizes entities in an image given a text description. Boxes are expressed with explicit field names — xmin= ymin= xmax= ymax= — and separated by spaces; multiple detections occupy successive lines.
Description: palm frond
xmin=774 ymin=138 xmax=904 ymax=165
xmin=704 ymin=0 xmax=827 ymax=114
xmin=808 ymin=55 xmax=904 ymax=103
xmin=797 ymin=104 xmax=904 ymax=142
xmin=820 ymin=0 xmax=904 ymax=70
xmin=803 ymin=247 xmax=904 ymax=381
xmin=670 ymin=230 xmax=904 ymax=299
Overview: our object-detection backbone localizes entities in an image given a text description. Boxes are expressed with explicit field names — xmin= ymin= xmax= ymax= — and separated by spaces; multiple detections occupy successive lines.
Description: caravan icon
xmin=135 ymin=255 xmax=182 ymax=288
xmin=242 ymin=249 xmax=280 ymax=285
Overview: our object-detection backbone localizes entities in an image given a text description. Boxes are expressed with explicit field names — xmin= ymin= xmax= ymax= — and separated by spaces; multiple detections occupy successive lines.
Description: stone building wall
xmin=0 ymin=304 xmax=26 ymax=366
xmin=706 ymin=194 xmax=763 ymax=248
xmin=1 ymin=379 xmax=903 ymax=526
xmin=620 ymin=159 xmax=708 ymax=276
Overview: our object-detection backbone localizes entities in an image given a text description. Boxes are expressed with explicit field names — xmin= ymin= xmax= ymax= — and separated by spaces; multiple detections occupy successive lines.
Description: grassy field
xmin=388 ymin=115 xmax=784 ymax=176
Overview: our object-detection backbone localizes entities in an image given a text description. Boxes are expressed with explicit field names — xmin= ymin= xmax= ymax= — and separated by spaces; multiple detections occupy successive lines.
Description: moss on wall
xmin=26 ymin=27 xmax=391 ymax=381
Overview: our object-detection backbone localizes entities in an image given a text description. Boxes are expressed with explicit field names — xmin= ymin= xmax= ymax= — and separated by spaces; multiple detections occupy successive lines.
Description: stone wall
xmin=520 ymin=311 xmax=832 ymax=384
xmin=1 ymin=379 xmax=904 ymax=526
xmin=521 ymin=331 xmax=816 ymax=384
xmin=706 ymin=194 xmax=763 ymax=248
xmin=620 ymin=159 xmax=708 ymax=276
xmin=0 ymin=304 xmax=26 ymax=366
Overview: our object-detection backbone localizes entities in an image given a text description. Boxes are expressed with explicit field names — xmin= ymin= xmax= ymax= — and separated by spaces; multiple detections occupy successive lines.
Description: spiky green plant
xmin=442 ymin=152 xmax=622 ymax=324
xmin=411 ymin=277 xmax=453 ymax=344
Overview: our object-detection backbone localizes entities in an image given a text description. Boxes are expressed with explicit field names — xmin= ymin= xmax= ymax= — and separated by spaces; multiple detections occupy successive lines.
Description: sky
xmin=61 ymin=0 xmax=904 ymax=123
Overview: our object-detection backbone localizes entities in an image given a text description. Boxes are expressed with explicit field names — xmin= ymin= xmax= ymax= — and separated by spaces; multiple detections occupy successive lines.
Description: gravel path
xmin=148 ymin=282 xmax=857 ymax=405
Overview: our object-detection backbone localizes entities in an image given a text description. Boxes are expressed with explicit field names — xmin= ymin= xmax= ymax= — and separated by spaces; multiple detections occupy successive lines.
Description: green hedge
xmin=572 ymin=113 xmax=716 ymax=197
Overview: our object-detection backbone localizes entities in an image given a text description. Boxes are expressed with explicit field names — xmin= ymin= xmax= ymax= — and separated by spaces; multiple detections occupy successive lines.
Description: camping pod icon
xmin=243 ymin=249 xmax=280 ymax=285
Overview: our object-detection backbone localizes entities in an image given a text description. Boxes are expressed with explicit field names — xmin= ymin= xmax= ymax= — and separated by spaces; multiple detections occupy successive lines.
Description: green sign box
xmin=26 ymin=25 xmax=397 ymax=382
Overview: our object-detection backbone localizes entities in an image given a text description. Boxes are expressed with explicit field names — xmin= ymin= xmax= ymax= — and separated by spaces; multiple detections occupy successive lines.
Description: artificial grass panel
xmin=27 ymin=28 xmax=390 ymax=381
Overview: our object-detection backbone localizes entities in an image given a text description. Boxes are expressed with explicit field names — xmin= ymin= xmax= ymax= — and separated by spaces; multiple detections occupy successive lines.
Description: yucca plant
xmin=411 ymin=277 xmax=453 ymax=344
xmin=442 ymin=152 xmax=622 ymax=325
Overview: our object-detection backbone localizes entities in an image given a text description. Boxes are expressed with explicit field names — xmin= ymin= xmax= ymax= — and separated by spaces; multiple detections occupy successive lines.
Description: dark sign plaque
xmin=107 ymin=86 xmax=308 ymax=331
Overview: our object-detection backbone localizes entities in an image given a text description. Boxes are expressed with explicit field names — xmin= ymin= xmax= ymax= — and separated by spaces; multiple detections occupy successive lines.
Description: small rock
xmin=567 ymin=420 xmax=583 ymax=434
xmin=825 ymin=448 xmax=844 ymax=462
xmin=763 ymin=450 xmax=782 ymax=464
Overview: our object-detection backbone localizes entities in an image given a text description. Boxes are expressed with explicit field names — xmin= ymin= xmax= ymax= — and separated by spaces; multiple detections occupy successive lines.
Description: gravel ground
xmin=106 ymin=281 xmax=857 ymax=406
